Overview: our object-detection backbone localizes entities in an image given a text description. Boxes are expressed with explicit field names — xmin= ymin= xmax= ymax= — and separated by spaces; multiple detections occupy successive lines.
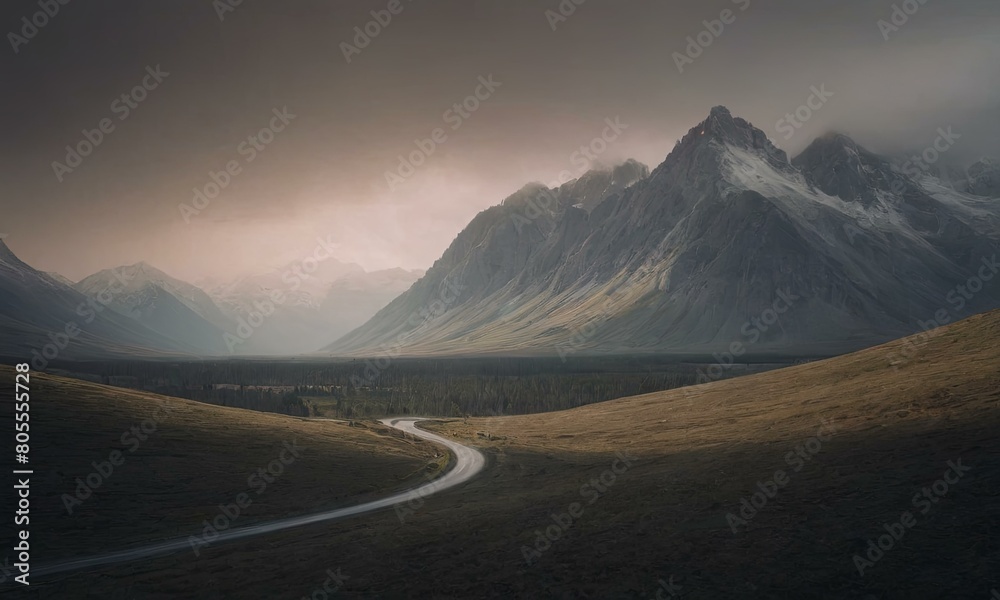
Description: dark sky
xmin=2 ymin=0 xmax=998 ymax=282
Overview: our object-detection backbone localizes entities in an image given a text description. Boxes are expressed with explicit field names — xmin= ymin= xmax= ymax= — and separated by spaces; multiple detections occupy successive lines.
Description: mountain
xmin=65 ymin=256 xmax=417 ymax=357
xmin=326 ymin=106 xmax=1000 ymax=357
xmin=207 ymin=259 xmax=422 ymax=355
xmin=75 ymin=263 xmax=232 ymax=355
xmin=0 ymin=242 xmax=200 ymax=363
xmin=557 ymin=159 xmax=649 ymax=212
xmin=966 ymin=157 xmax=1000 ymax=197
xmin=216 ymin=256 xmax=366 ymax=302
xmin=319 ymin=267 xmax=426 ymax=340
xmin=792 ymin=132 xmax=907 ymax=207
xmin=46 ymin=272 xmax=75 ymax=286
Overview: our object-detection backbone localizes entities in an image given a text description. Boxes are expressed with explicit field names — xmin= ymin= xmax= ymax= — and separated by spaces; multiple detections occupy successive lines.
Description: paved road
xmin=36 ymin=418 xmax=485 ymax=577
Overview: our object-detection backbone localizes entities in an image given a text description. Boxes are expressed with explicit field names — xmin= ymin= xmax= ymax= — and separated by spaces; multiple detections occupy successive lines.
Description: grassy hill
xmin=23 ymin=310 xmax=1000 ymax=598
xmin=0 ymin=368 xmax=441 ymax=565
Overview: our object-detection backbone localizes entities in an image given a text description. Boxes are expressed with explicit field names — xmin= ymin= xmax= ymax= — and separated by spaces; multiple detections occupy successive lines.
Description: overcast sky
xmin=2 ymin=0 xmax=998 ymax=282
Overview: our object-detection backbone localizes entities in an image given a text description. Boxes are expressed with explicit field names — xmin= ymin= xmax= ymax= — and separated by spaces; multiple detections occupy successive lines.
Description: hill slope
xmin=58 ymin=309 xmax=1000 ymax=599
xmin=0 ymin=366 xmax=440 ymax=565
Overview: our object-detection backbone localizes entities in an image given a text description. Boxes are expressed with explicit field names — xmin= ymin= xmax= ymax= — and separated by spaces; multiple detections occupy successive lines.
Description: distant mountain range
xmin=205 ymin=260 xmax=423 ymax=355
xmin=325 ymin=106 xmax=1000 ymax=357
xmin=0 ymin=244 xmax=423 ymax=361
xmin=74 ymin=262 xmax=235 ymax=355
xmin=5 ymin=106 xmax=998 ymax=362
xmin=0 ymin=242 xmax=196 ymax=364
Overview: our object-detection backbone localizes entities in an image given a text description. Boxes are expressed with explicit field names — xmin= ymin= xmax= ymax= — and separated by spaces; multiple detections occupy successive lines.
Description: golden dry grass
xmin=22 ymin=310 xmax=1000 ymax=599
xmin=444 ymin=306 xmax=1000 ymax=456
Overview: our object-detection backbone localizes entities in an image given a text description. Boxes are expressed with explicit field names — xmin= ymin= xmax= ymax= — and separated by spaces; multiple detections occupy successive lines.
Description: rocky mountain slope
xmin=557 ymin=158 xmax=650 ymax=213
xmin=966 ymin=157 xmax=1000 ymax=197
xmin=0 ymin=242 xmax=199 ymax=362
xmin=327 ymin=107 xmax=1000 ymax=357
xmin=0 ymin=244 xmax=424 ymax=360
xmin=75 ymin=262 xmax=233 ymax=354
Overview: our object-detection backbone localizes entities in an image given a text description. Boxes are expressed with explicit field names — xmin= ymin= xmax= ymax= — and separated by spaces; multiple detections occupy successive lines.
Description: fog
xmin=2 ymin=0 xmax=997 ymax=281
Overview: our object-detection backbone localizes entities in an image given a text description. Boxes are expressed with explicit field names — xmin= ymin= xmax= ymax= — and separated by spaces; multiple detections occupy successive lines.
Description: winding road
xmin=36 ymin=418 xmax=485 ymax=577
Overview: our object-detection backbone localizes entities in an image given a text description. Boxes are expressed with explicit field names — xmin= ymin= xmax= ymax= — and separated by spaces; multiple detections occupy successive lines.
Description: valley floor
xmin=16 ymin=310 xmax=1000 ymax=599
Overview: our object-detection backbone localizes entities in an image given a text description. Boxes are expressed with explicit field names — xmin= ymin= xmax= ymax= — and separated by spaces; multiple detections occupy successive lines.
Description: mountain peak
xmin=966 ymin=156 xmax=1000 ymax=197
xmin=119 ymin=261 xmax=170 ymax=281
xmin=325 ymin=105 xmax=1000 ymax=358
xmin=700 ymin=105 xmax=738 ymax=136
xmin=572 ymin=159 xmax=649 ymax=183
xmin=78 ymin=262 xmax=185 ymax=294
xmin=611 ymin=158 xmax=650 ymax=179
xmin=662 ymin=107 xmax=790 ymax=173
xmin=793 ymin=132 xmax=911 ymax=206
xmin=557 ymin=159 xmax=649 ymax=213
xmin=501 ymin=182 xmax=554 ymax=209
xmin=0 ymin=239 xmax=33 ymax=272
xmin=793 ymin=132 xmax=869 ymax=171
xmin=698 ymin=106 xmax=778 ymax=152
xmin=133 ymin=260 xmax=159 ymax=272
xmin=709 ymin=105 xmax=732 ymax=118
xmin=0 ymin=239 xmax=15 ymax=262
xmin=810 ymin=131 xmax=862 ymax=153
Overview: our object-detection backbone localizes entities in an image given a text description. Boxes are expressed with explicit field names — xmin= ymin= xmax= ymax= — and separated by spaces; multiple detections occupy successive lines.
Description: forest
xmin=47 ymin=354 xmax=809 ymax=418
